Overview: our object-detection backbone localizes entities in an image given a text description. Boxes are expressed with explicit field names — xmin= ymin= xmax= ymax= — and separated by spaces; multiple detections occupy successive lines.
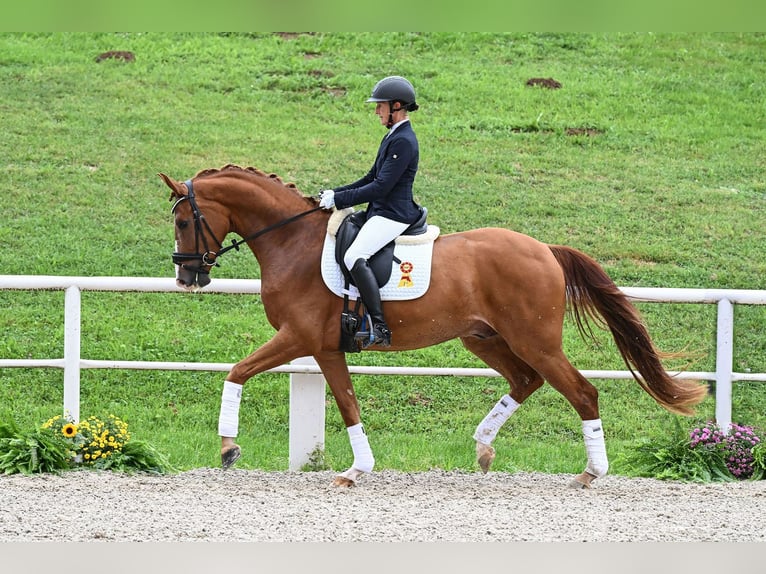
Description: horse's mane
xmin=195 ymin=164 xmax=302 ymax=192
xmin=172 ymin=164 xmax=319 ymax=207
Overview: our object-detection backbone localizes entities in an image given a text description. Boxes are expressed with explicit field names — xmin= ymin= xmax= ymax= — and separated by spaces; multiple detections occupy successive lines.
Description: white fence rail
xmin=2 ymin=275 xmax=766 ymax=470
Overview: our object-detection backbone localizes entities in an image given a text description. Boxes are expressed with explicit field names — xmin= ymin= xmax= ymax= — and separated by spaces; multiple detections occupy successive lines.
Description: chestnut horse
xmin=160 ymin=164 xmax=707 ymax=488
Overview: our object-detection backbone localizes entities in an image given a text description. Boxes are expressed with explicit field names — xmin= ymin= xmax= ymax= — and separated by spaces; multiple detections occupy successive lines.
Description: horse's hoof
xmin=569 ymin=471 xmax=596 ymax=489
xmin=221 ymin=445 xmax=241 ymax=470
xmin=333 ymin=467 xmax=364 ymax=487
xmin=476 ymin=442 xmax=495 ymax=474
xmin=333 ymin=475 xmax=356 ymax=488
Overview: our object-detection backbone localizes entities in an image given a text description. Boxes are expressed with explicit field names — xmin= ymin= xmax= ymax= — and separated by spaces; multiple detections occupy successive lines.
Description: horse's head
xmin=160 ymin=165 xmax=324 ymax=291
xmin=159 ymin=172 xmax=230 ymax=291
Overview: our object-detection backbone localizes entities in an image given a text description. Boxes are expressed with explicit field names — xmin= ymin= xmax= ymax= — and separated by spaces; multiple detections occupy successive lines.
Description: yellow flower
xmin=62 ymin=423 xmax=78 ymax=438
xmin=42 ymin=415 xmax=61 ymax=430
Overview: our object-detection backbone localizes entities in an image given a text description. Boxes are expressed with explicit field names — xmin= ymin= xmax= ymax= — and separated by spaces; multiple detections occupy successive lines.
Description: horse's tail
xmin=548 ymin=244 xmax=708 ymax=416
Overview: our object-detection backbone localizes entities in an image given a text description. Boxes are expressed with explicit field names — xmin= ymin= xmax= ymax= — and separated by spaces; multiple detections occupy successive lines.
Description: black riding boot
xmin=349 ymin=258 xmax=392 ymax=347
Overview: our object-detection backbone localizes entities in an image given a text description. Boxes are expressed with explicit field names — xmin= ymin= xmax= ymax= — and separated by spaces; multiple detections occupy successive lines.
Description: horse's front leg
xmin=219 ymin=380 xmax=243 ymax=469
xmin=315 ymin=352 xmax=373 ymax=487
xmin=218 ymin=331 xmax=307 ymax=469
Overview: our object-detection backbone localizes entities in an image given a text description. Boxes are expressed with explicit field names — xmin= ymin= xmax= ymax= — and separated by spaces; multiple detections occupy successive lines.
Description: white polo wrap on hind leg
xmin=218 ymin=380 xmax=242 ymax=438
xmin=473 ymin=394 xmax=520 ymax=445
xmin=347 ymin=423 xmax=375 ymax=473
xmin=582 ymin=418 xmax=609 ymax=478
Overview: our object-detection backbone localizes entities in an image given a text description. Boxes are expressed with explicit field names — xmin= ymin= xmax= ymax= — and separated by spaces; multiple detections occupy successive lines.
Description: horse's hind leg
xmin=461 ymin=335 xmax=544 ymax=473
xmin=528 ymin=352 xmax=608 ymax=489
xmin=468 ymin=333 xmax=609 ymax=488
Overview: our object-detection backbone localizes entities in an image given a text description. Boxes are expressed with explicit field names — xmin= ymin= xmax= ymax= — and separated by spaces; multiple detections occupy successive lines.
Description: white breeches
xmin=343 ymin=216 xmax=409 ymax=269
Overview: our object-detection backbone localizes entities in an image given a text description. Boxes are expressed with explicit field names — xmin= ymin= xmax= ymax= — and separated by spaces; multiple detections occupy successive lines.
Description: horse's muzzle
xmin=176 ymin=264 xmax=212 ymax=291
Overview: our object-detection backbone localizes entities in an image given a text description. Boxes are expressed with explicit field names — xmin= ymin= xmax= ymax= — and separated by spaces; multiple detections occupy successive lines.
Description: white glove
xmin=319 ymin=189 xmax=335 ymax=210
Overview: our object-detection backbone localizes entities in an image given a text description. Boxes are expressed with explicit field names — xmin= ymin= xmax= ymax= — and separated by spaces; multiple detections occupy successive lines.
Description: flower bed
xmin=1 ymin=414 xmax=175 ymax=475
xmin=621 ymin=418 xmax=765 ymax=482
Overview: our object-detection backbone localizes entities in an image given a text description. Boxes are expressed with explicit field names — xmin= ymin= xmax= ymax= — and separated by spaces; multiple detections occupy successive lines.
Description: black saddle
xmin=334 ymin=207 xmax=428 ymax=287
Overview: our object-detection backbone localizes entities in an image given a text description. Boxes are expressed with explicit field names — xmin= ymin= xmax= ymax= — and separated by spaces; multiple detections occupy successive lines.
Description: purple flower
xmin=689 ymin=420 xmax=763 ymax=480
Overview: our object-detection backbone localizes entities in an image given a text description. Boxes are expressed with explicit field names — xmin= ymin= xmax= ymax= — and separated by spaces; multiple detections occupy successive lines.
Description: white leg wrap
xmin=347 ymin=423 xmax=375 ymax=473
xmin=473 ymin=394 xmax=520 ymax=445
xmin=218 ymin=380 xmax=242 ymax=438
xmin=582 ymin=418 xmax=609 ymax=478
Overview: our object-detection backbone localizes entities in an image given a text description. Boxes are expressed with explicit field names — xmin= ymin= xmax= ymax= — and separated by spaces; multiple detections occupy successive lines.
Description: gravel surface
xmin=2 ymin=468 xmax=765 ymax=542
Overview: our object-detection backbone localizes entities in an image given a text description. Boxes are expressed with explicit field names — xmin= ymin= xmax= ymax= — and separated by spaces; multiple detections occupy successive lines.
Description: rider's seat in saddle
xmin=333 ymin=207 xmax=429 ymax=287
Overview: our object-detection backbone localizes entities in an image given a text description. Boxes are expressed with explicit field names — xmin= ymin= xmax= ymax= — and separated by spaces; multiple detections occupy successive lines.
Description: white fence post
xmin=288 ymin=356 xmax=326 ymax=470
xmin=715 ymin=298 xmax=734 ymax=432
xmin=63 ymin=285 xmax=81 ymax=423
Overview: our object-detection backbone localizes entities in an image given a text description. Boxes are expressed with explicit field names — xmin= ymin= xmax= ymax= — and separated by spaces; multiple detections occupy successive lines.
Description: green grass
xmin=1 ymin=32 xmax=765 ymax=475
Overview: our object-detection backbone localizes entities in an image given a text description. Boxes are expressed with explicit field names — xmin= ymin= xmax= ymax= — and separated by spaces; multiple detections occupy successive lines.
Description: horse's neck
xmin=224 ymin=184 xmax=323 ymax=277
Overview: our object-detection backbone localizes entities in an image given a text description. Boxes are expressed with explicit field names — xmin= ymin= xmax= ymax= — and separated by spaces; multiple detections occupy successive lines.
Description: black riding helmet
xmin=366 ymin=76 xmax=419 ymax=128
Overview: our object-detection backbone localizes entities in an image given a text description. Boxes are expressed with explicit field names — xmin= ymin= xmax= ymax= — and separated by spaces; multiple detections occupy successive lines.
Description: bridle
xmin=171 ymin=178 xmax=323 ymax=280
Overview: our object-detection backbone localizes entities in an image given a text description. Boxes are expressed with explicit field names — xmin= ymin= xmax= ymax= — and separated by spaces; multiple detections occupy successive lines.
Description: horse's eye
xmin=177 ymin=220 xmax=189 ymax=230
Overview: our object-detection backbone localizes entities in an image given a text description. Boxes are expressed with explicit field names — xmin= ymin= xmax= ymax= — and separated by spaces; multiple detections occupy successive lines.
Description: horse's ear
xmin=158 ymin=173 xmax=186 ymax=201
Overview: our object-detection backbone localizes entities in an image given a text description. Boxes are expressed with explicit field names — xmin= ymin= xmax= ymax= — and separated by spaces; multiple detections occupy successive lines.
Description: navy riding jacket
xmin=332 ymin=121 xmax=422 ymax=225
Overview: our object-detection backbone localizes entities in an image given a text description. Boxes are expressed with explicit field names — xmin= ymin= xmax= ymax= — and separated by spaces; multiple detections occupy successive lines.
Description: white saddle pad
xmin=320 ymin=208 xmax=440 ymax=301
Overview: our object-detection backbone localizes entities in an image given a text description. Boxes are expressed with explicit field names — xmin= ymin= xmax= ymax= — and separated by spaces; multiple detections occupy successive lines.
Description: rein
xmin=172 ymin=178 xmax=323 ymax=271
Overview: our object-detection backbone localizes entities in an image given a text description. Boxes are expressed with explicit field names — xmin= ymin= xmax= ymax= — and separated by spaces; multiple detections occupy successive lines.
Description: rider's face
xmin=374 ymin=102 xmax=388 ymax=126
xmin=374 ymin=102 xmax=403 ymax=126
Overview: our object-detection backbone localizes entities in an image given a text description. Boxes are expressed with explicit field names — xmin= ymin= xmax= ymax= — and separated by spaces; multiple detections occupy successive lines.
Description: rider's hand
xmin=319 ymin=190 xmax=335 ymax=210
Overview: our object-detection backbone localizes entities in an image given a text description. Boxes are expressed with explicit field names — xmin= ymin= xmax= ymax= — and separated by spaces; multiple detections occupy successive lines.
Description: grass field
xmin=1 ymin=32 xmax=765 ymax=474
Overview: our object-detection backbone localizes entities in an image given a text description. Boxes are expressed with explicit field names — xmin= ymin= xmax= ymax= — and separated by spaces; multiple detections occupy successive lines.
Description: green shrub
xmin=0 ymin=415 xmax=176 ymax=475
xmin=619 ymin=418 xmax=763 ymax=482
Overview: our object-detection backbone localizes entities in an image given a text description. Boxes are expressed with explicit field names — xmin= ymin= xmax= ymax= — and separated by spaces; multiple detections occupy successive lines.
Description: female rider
xmin=319 ymin=75 xmax=424 ymax=347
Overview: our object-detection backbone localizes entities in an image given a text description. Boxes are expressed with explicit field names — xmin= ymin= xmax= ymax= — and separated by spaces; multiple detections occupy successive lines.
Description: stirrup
xmin=367 ymin=324 xmax=391 ymax=348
